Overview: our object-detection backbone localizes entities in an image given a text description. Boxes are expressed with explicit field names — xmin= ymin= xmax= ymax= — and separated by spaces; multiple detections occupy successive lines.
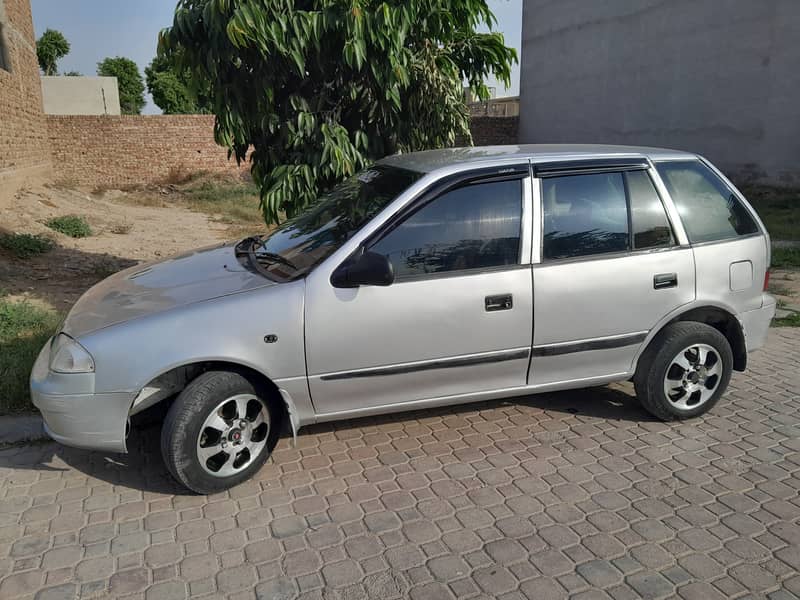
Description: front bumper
xmin=30 ymin=339 xmax=133 ymax=453
xmin=741 ymin=295 xmax=777 ymax=353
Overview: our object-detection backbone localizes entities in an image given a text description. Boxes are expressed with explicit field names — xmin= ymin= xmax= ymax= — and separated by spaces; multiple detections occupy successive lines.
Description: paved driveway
xmin=1 ymin=329 xmax=799 ymax=600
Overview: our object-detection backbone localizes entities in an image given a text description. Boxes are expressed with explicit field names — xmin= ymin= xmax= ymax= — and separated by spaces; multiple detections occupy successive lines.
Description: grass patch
xmin=45 ymin=215 xmax=93 ymax=238
xmin=740 ymin=185 xmax=800 ymax=241
xmin=121 ymin=177 xmax=265 ymax=229
xmin=182 ymin=180 xmax=264 ymax=224
xmin=0 ymin=233 xmax=54 ymax=259
xmin=771 ymin=246 xmax=800 ymax=269
xmin=773 ymin=311 xmax=800 ymax=327
xmin=0 ymin=297 xmax=62 ymax=414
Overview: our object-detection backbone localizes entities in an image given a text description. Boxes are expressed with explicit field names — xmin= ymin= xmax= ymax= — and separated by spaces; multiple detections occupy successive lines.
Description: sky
xmin=30 ymin=0 xmax=522 ymax=115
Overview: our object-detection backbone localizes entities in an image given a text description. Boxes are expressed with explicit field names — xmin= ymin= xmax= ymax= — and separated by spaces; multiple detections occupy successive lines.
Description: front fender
xmin=80 ymin=280 xmax=308 ymax=398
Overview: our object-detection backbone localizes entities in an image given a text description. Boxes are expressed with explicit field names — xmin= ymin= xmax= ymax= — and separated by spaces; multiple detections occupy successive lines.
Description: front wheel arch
xmin=130 ymin=361 xmax=289 ymax=437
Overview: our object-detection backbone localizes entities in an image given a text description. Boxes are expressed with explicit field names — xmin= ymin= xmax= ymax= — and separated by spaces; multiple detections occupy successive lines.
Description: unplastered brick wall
xmin=469 ymin=116 xmax=519 ymax=146
xmin=46 ymin=114 xmax=519 ymax=188
xmin=0 ymin=0 xmax=50 ymax=174
xmin=47 ymin=115 xmax=250 ymax=187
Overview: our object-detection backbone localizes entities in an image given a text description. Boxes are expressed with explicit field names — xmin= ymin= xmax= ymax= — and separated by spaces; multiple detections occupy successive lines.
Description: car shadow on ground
xmin=0 ymin=224 xmax=140 ymax=311
xmin=2 ymin=383 xmax=654 ymax=496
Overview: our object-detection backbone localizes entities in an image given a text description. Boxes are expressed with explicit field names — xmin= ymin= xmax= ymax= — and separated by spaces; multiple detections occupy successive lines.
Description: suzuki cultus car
xmin=32 ymin=145 xmax=775 ymax=493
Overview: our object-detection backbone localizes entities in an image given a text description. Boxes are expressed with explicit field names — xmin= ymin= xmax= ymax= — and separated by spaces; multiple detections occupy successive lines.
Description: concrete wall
xmin=519 ymin=0 xmax=800 ymax=185
xmin=41 ymin=76 xmax=121 ymax=115
xmin=0 ymin=0 xmax=51 ymax=182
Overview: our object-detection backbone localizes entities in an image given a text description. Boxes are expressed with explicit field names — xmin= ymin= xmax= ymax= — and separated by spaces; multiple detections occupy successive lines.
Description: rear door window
xmin=542 ymin=172 xmax=628 ymax=259
xmin=541 ymin=168 xmax=677 ymax=260
xmin=655 ymin=160 xmax=759 ymax=243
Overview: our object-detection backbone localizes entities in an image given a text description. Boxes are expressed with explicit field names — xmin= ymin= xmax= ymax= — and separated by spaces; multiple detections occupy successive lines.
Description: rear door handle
xmin=654 ymin=273 xmax=678 ymax=289
xmin=485 ymin=294 xmax=513 ymax=311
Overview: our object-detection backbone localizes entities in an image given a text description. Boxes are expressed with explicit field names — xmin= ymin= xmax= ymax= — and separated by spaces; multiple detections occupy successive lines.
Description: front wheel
xmin=161 ymin=371 xmax=278 ymax=494
xmin=634 ymin=322 xmax=733 ymax=421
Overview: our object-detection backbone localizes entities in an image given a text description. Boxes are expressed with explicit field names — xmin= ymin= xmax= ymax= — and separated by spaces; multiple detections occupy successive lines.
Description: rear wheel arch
xmin=639 ymin=306 xmax=747 ymax=373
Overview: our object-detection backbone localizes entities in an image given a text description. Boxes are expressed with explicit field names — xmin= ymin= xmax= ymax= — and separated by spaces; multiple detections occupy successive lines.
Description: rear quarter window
xmin=655 ymin=160 xmax=759 ymax=243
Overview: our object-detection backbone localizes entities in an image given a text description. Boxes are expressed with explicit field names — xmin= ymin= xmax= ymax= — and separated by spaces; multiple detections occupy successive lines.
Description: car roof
xmin=377 ymin=144 xmax=697 ymax=173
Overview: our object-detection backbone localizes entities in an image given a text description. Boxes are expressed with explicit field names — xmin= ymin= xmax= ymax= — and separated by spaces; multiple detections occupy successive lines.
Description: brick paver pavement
xmin=1 ymin=328 xmax=799 ymax=600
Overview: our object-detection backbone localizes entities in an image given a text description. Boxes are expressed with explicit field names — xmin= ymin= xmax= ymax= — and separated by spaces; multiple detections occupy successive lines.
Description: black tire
xmin=633 ymin=322 xmax=733 ymax=421
xmin=161 ymin=371 xmax=279 ymax=494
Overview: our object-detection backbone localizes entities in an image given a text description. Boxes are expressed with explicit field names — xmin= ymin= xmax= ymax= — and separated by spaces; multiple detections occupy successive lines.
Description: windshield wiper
xmin=253 ymin=250 xmax=298 ymax=271
xmin=235 ymin=236 xmax=298 ymax=273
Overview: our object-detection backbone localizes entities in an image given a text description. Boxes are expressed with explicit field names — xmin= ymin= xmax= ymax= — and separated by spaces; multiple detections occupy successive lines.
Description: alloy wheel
xmin=662 ymin=343 xmax=723 ymax=411
xmin=196 ymin=394 xmax=270 ymax=477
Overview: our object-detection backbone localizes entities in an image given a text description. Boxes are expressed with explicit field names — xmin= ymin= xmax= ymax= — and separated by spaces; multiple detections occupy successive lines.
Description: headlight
xmin=49 ymin=334 xmax=95 ymax=373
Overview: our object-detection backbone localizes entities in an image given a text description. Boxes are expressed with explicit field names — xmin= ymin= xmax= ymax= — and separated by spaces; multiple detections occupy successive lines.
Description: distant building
xmin=519 ymin=0 xmax=800 ymax=185
xmin=464 ymin=86 xmax=496 ymax=103
xmin=41 ymin=76 xmax=121 ymax=115
xmin=469 ymin=96 xmax=519 ymax=118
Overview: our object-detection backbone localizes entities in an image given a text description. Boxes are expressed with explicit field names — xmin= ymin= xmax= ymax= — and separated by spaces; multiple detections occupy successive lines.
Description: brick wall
xmin=469 ymin=116 xmax=519 ymax=146
xmin=46 ymin=114 xmax=519 ymax=188
xmin=47 ymin=115 xmax=249 ymax=187
xmin=0 ymin=0 xmax=513 ymax=190
xmin=0 ymin=0 xmax=50 ymax=175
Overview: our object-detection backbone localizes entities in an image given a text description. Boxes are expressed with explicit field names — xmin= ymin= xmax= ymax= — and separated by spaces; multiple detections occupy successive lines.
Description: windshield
xmin=242 ymin=165 xmax=422 ymax=280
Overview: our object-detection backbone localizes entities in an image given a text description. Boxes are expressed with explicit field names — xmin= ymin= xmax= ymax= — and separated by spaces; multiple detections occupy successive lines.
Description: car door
xmin=529 ymin=159 xmax=696 ymax=385
xmin=304 ymin=167 xmax=534 ymax=416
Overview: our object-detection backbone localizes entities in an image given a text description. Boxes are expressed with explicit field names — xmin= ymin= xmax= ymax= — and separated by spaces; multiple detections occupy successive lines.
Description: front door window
xmin=370 ymin=179 xmax=523 ymax=278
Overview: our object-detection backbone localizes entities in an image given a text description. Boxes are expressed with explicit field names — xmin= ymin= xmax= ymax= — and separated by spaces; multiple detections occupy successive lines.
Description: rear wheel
xmin=634 ymin=322 xmax=733 ymax=421
xmin=161 ymin=371 xmax=278 ymax=494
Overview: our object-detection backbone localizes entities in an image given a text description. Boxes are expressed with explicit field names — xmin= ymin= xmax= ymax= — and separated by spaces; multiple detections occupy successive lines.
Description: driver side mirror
xmin=331 ymin=247 xmax=394 ymax=288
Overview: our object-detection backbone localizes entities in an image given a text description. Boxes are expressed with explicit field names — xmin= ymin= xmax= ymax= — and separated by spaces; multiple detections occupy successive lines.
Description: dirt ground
xmin=0 ymin=182 xmax=250 ymax=312
xmin=770 ymin=269 xmax=800 ymax=310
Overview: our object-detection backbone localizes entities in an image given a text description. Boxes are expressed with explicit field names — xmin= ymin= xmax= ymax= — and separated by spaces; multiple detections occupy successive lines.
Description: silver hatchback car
xmin=32 ymin=145 xmax=776 ymax=493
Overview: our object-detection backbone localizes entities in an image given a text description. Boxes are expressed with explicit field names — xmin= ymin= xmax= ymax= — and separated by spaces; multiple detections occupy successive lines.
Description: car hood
xmin=62 ymin=242 xmax=277 ymax=337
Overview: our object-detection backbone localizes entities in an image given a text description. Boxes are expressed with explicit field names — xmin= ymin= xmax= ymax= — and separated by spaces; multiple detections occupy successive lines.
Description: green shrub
xmin=773 ymin=311 xmax=800 ymax=328
xmin=0 ymin=298 xmax=62 ymax=414
xmin=0 ymin=233 xmax=54 ymax=258
xmin=45 ymin=215 xmax=93 ymax=238
xmin=741 ymin=185 xmax=800 ymax=241
xmin=771 ymin=246 xmax=800 ymax=269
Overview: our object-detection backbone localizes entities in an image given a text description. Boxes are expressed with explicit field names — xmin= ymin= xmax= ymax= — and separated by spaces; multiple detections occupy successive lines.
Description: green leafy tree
xmin=36 ymin=29 xmax=70 ymax=75
xmin=97 ymin=57 xmax=146 ymax=115
xmin=145 ymin=52 xmax=212 ymax=114
xmin=161 ymin=0 xmax=516 ymax=224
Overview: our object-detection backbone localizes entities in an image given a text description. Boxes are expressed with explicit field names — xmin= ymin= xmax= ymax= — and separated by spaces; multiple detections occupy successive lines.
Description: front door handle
xmin=485 ymin=294 xmax=513 ymax=311
xmin=654 ymin=273 xmax=678 ymax=289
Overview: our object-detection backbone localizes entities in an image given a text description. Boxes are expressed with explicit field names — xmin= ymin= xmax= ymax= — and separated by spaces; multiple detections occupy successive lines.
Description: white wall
xmin=41 ymin=76 xmax=121 ymax=115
